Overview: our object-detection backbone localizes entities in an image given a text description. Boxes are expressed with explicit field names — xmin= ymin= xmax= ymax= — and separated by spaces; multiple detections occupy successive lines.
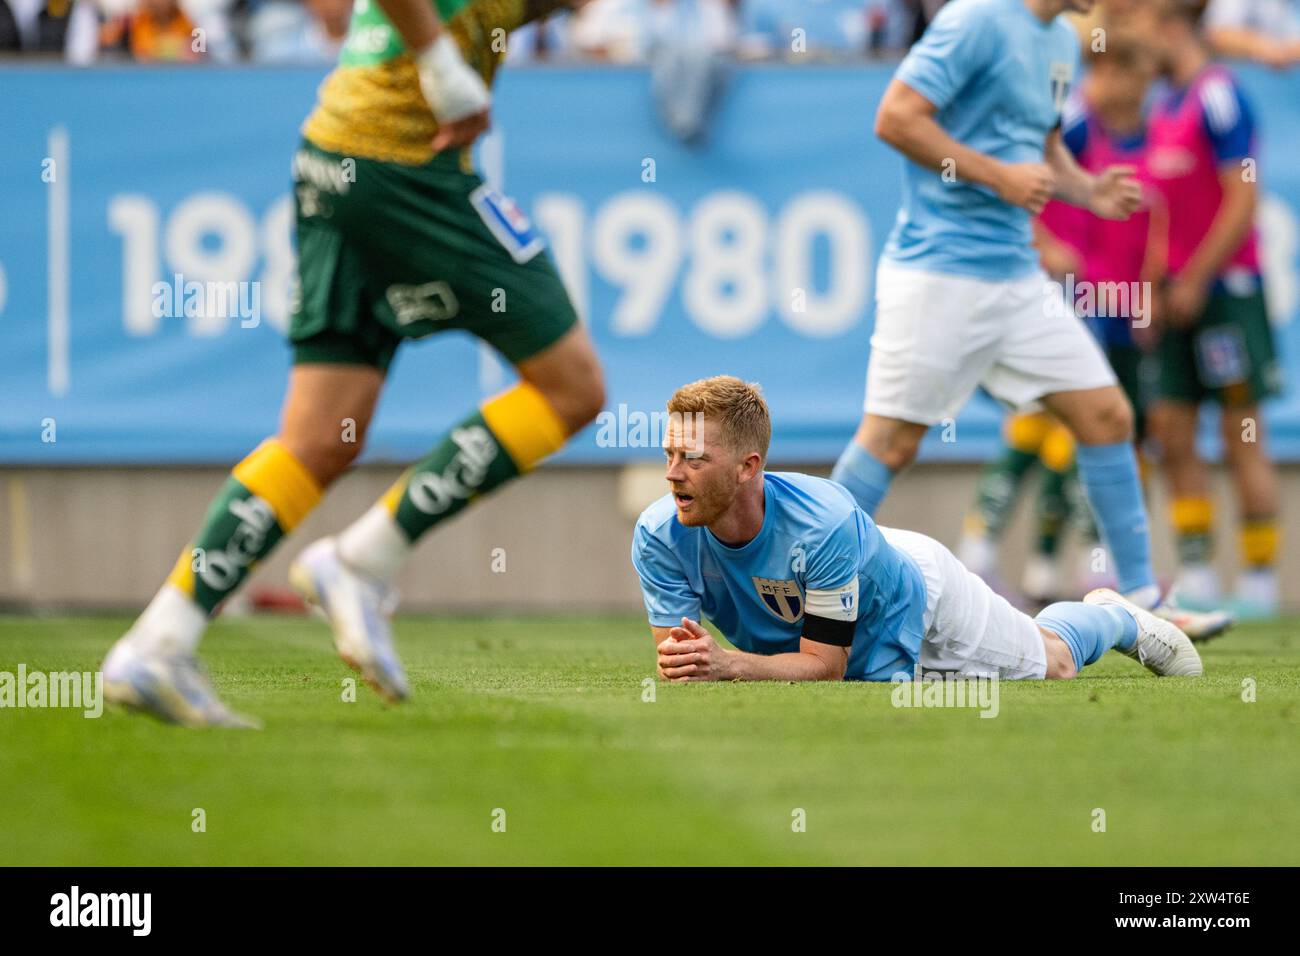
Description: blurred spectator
xmin=249 ymin=0 xmax=349 ymax=63
xmin=505 ymin=14 xmax=577 ymax=63
xmin=888 ymin=0 xmax=947 ymax=48
xmin=98 ymin=0 xmax=237 ymax=61
xmin=738 ymin=0 xmax=901 ymax=60
xmin=100 ymin=0 xmax=204 ymax=60
xmin=0 ymin=0 xmax=100 ymax=62
xmin=569 ymin=0 xmax=648 ymax=61
xmin=1205 ymin=0 xmax=1300 ymax=68
xmin=648 ymin=0 xmax=737 ymax=141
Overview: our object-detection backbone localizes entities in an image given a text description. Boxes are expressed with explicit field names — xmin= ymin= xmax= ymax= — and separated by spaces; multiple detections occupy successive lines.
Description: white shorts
xmin=881 ymin=526 xmax=1048 ymax=680
xmin=864 ymin=259 xmax=1118 ymax=425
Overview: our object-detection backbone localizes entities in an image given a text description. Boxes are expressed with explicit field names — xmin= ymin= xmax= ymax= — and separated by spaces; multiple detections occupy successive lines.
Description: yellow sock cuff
xmin=480 ymin=382 xmax=568 ymax=472
xmin=1004 ymin=412 xmax=1052 ymax=454
xmin=231 ymin=438 xmax=323 ymax=532
xmin=1039 ymin=424 xmax=1077 ymax=473
xmin=1240 ymin=520 xmax=1279 ymax=567
xmin=962 ymin=512 xmax=988 ymax=538
xmin=381 ymin=467 xmax=414 ymax=516
xmin=166 ymin=548 xmax=197 ymax=597
xmin=1170 ymin=497 xmax=1214 ymax=535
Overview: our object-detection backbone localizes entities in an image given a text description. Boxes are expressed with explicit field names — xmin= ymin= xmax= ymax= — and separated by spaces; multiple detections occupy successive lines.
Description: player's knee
xmin=864 ymin=427 xmax=921 ymax=472
xmin=547 ymin=362 xmax=605 ymax=435
xmin=1152 ymin=408 xmax=1195 ymax=462
xmin=1079 ymin=392 xmax=1134 ymax=446
xmin=280 ymin=430 xmax=365 ymax=486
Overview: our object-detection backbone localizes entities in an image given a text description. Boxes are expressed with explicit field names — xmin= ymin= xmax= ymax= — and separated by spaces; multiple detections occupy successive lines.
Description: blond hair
xmin=667 ymin=376 xmax=771 ymax=464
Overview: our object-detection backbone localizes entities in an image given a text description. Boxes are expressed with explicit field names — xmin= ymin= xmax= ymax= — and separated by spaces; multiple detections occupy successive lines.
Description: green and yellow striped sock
xmin=167 ymin=438 xmax=323 ymax=614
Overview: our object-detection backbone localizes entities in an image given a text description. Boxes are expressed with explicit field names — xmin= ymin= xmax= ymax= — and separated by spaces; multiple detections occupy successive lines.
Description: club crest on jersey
xmin=752 ymin=577 xmax=803 ymax=624
xmin=1049 ymin=62 xmax=1072 ymax=113
xmin=470 ymin=185 xmax=545 ymax=264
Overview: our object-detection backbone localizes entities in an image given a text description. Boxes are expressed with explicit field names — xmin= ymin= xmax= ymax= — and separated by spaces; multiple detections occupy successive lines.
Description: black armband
xmin=802 ymin=614 xmax=856 ymax=647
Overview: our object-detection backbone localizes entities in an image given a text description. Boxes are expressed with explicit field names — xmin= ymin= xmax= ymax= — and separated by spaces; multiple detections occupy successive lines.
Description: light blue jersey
xmin=631 ymin=472 xmax=926 ymax=681
xmin=882 ymin=0 xmax=1081 ymax=280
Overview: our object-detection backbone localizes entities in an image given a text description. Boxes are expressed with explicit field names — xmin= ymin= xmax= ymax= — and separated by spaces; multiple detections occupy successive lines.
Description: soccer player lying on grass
xmin=633 ymin=377 xmax=1202 ymax=684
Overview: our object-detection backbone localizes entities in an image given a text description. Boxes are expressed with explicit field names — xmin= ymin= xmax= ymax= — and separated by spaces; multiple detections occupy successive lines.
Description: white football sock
xmin=1173 ymin=563 xmax=1220 ymax=606
xmin=337 ymin=504 xmax=411 ymax=584
xmin=1237 ymin=567 xmax=1279 ymax=611
xmin=958 ymin=532 xmax=997 ymax=578
xmin=122 ymin=585 xmax=207 ymax=657
xmin=1021 ymin=553 xmax=1060 ymax=601
xmin=1124 ymin=583 xmax=1162 ymax=611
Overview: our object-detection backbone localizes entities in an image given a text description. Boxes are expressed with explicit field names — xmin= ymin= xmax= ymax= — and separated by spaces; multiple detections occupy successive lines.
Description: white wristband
xmin=415 ymin=33 xmax=491 ymax=124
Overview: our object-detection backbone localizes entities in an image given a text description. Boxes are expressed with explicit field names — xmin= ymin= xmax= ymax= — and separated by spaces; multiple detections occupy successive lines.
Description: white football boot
xmin=1149 ymin=595 xmax=1234 ymax=644
xmin=102 ymin=642 xmax=261 ymax=728
xmin=1085 ymin=588 xmax=1203 ymax=677
xmin=290 ymin=537 xmax=409 ymax=703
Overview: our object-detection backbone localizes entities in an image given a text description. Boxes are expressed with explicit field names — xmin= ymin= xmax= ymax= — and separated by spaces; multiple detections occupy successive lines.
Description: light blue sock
xmin=1075 ymin=442 xmax=1157 ymax=595
xmin=830 ymin=441 xmax=893 ymax=517
xmin=1036 ymin=602 xmax=1138 ymax=672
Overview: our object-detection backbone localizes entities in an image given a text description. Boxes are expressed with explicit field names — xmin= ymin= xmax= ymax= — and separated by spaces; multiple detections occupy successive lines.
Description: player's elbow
xmin=874 ymin=110 xmax=902 ymax=148
xmin=809 ymin=646 xmax=849 ymax=681
xmin=822 ymin=657 xmax=847 ymax=681
xmin=874 ymin=99 xmax=910 ymax=149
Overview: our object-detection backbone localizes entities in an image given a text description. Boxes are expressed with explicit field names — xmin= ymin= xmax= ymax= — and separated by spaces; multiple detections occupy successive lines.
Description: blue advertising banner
xmin=1 ymin=64 xmax=1298 ymax=464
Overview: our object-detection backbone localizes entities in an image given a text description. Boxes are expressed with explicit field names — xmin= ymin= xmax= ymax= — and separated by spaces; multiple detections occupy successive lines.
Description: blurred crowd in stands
xmin=1 ymin=0 xmax=1298 ymax=69
xmin=0 ymin=0 xmax=945 ymax=65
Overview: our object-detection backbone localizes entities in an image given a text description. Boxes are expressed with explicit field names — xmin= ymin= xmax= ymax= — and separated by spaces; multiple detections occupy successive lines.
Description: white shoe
xmin=102 ymin=641 xmax=261 ymax=728
xmin=1148 ymin=597 xmax=1234 ymax=644
xmin=1085 ymin=588 xmax=1203 ymax=677
xmin=290 ymin=537 xmax=409 ymax=703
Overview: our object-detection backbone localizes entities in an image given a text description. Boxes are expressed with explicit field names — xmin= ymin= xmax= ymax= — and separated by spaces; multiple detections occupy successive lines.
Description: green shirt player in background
xmin=102 ymin=0 xmax=606 ymax=727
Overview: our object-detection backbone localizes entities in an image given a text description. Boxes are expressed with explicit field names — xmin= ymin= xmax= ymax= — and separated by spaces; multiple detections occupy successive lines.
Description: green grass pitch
xmin=1 ymin=613 xmax=1297 ymax=865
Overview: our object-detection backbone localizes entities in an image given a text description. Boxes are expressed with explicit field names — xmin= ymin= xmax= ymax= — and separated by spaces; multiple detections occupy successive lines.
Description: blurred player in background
xmin=1146 ymin=0 xmax=1283 ymax=617
xmin=636 ymin=376 xmax=1203 ymax=685
xmin=958 ymin=28 xmax=1162 ymax=607
xmin=1203 ymin=0 xmax=1300 ymax=69
xmin=102 ymin=0 xmax=606 ymax=727
xmin=827 ymin=0 xmax=1230 ymax=638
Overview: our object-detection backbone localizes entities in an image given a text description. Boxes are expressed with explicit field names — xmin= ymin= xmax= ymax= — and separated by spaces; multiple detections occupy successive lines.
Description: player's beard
xmin=672 ymin=470 xmax=738 ymax=528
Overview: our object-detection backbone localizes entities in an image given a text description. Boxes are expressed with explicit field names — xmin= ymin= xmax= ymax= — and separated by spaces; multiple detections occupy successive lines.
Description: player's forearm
xmin=1206 ymin=26 xmax=1288 ymax=64
xmin=726 ymin=650 xmax=840 ymax=682
xmin=1046 ymin=135 xmax=1094 ymax=208
xmin=374 ymin=0 xmax=443 ymax=50
xmin=1179 ymin=182 xmax=1256 ymax=287
xmin=877 ymin=110 xmax=1006 ymax=193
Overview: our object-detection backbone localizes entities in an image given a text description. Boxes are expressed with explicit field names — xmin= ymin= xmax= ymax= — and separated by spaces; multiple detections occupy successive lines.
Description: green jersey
xmin=303 ymin=0 xmax=564 ymax=165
